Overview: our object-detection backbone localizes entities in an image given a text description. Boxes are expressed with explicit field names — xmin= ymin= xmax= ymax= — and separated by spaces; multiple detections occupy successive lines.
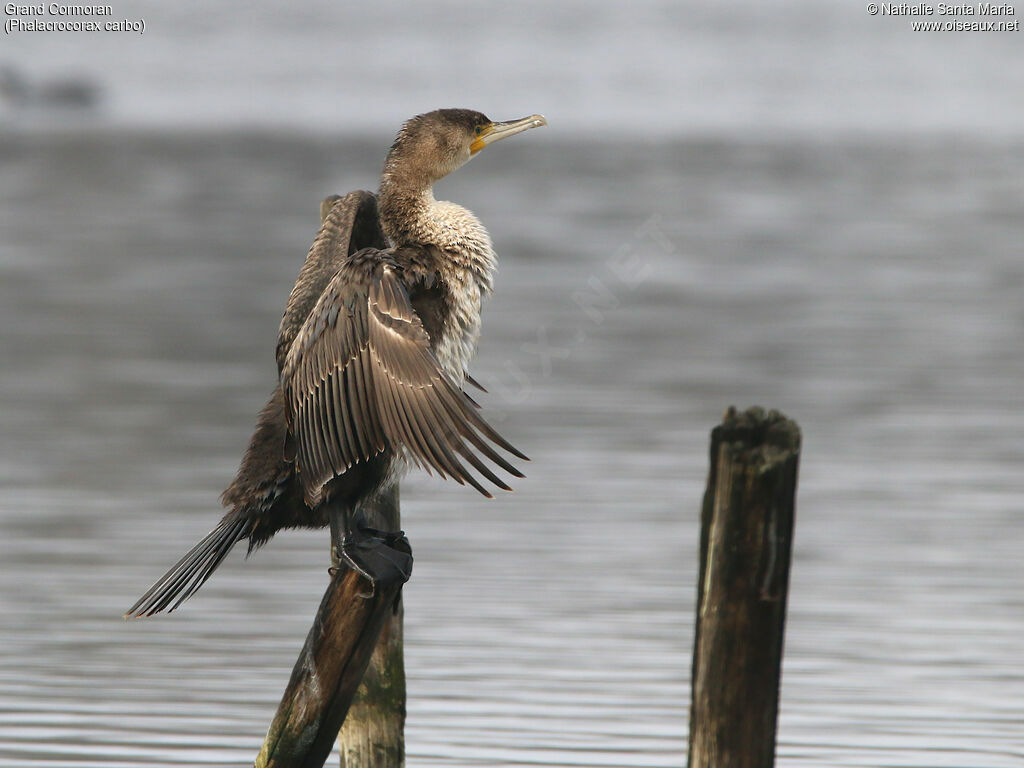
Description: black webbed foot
xmin=330 ymin=510 xmax=413 ymax=598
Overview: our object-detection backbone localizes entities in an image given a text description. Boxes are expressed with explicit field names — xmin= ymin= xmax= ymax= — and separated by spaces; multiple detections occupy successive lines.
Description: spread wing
xmin=281 ymin=254 xmax=526 ymax=506
xmin=277 ymin=191 xmax=387 ymax=373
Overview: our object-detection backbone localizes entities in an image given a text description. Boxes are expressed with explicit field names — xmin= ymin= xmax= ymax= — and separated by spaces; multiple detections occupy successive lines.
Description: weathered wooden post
xmin=254 ymin=525 xmax=411 ymax=768
xmin=688 ymin=406 xmax=800 ymax=768
xmin=338 ymin=485 xmax=406 ymax=768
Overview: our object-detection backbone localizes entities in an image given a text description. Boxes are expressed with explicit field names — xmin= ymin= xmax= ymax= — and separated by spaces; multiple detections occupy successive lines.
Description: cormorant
xmin=126 ymin=109 xmax=546 ymax=617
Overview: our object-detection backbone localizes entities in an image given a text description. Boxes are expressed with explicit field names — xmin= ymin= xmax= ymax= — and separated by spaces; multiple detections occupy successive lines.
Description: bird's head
xmin=384 ymin=108 xmax=547 ymax=187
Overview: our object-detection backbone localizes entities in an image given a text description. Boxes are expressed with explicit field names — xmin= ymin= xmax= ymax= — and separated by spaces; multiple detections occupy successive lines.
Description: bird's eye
xmin=474 ymin=126 xmax=483 ymax=136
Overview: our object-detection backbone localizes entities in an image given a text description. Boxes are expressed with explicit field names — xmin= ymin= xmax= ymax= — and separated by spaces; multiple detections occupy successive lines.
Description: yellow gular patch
xmin=469 ymin=124 xmax=493 ymax=155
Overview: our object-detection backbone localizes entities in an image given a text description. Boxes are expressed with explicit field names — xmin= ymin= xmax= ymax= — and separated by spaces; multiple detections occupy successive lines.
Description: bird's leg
xmin=329 ymin=506 xmax=376 ymax=597
xmin=328 ymin=506 xmax=346 ymax=570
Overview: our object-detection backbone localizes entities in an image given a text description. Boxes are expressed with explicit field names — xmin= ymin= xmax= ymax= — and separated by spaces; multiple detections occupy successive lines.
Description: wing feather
xmin=353 ymin=350 xmax=382 ymax=453
xmin=312 ymin=385 xmax=331 ymax=478
xmin=298 ymin=400 xmax=320 ymax=483
xmin=329 ymin=369 xmax=351 ymax=464
xmin=282 ymin=255 xmax=526 ymax=505
xmin=402 ymin=386 xmax=462 ymax=480
xmin=343 ymin=363 xmax=367 ymax=458
xmin=336 ymin=366 xmax=358 ymax=466
xmin=323 ymin=374 xmax=344 ymax=470
xmin=377 ymin=368 xmax=431 ymax=474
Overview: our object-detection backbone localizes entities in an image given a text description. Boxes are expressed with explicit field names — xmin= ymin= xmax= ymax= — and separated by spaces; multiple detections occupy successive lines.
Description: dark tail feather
xmin=124 ymin=516 xmax=250 ymax=619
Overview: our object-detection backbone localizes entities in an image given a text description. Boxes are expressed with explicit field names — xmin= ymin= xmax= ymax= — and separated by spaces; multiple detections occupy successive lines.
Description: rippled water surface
xmin=1 ymin=129 xmax=1023 ymax=766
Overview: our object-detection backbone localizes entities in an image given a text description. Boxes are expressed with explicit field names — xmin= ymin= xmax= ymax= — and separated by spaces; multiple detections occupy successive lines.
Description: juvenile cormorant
xmin=126 ymin=109 xmax=546 ymax=617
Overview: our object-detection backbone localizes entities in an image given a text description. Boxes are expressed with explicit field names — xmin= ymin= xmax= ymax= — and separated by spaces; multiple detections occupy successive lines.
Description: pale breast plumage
xmin=419 ymin=199 xmax=497 ymax=382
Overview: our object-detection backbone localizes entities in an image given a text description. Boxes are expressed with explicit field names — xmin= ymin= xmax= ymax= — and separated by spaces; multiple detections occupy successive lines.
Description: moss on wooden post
xmin=688 ymin=406 xmax=801 ymax=768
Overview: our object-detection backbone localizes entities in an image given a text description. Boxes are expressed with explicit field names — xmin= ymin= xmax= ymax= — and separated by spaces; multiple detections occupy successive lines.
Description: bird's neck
xmin=377 ymin=179 xmax=436 ymax=247
xmin=377 ymin=180 xmax=497 ymax=294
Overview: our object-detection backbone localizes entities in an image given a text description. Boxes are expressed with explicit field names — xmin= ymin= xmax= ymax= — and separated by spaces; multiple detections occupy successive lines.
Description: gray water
xmin=2 ymin=1 xmax=1024 ymax=766
xmin=2 ymin=130 xmax=1022 ymax=767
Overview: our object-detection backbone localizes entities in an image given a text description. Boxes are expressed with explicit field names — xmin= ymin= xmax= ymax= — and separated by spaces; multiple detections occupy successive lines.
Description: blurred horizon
xmin=2 ymin=0 xmax=1024 ymax=141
